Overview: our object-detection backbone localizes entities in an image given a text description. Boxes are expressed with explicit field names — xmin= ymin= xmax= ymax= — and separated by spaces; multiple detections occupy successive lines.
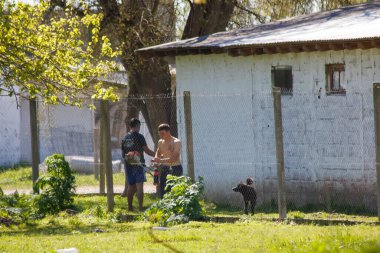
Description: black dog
xmin=233 ymin=177 xmax=257 ymax=215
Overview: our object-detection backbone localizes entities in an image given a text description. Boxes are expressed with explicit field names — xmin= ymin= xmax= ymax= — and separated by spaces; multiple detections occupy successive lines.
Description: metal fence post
xmin=183 ymin=91 xmax=195 ymax=181
xmin=29 ymin=98 xmax=40 ymax=194
xmin=272 ymin=87 xmax=287 ymax=219
xmin=100 ymin=99 xmax=114 ymax=211
xmin=373 ymin=83 xmax=380 ymax=221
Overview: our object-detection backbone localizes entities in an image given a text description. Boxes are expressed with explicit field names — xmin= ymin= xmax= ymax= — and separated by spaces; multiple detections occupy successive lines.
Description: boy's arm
xmin=121 ymin=139 xmax=125 ymax=159
xmin=152 ymin=140 xmax=162 ymax=162
xmin=140 ymin=134 xmax=155 ymax=157
xmin=143 ymin=145 xmax=155 ymax=157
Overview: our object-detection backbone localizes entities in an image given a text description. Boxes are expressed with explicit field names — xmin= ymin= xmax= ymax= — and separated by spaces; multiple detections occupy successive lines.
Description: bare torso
xmin=157 ymin=136 xmax=181 ymax=166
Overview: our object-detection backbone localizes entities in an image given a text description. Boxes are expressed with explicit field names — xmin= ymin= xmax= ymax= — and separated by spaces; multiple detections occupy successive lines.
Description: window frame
xmin=326 ymin=63 xmax=346 ymax=95
xmin=271 ymin=65 xmax=293 ymax=95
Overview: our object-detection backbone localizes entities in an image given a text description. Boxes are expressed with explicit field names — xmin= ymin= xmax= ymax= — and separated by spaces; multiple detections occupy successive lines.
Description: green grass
xmin=74 ymin=194 xmax=159 ymax=213
xmin=0 ymin=214 xmax=379 ymax=252
xmin=2 ymin=166 xmax=378 ymax=224
xmin=204 ymin=202 xmax=378 ymax=223
xmin=1 ymin=195 xmax=379 ymax=252
xmin=0 ymin=166 xmax=128 ymax=191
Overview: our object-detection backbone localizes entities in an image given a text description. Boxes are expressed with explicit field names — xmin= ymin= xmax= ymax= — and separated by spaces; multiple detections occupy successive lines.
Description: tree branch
xmin=234 ymin=2 xmax=266 ymax=24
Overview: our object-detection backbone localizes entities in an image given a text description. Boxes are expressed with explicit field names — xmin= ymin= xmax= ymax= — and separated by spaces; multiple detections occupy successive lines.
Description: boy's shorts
xmin=125 ymin=164 xmax=146 ymax=185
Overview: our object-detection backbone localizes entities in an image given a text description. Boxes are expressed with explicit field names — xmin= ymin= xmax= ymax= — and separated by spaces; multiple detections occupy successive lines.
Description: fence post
xmin=100 ymin=99 xmax=114 ymax=211
xmin=183 ymin=91 xmax=195 ymax=181
xmin=373 ymin=83 xmax=380 ymax=221
xmin=29 ymin=98 xmax=40 ymax=194
xmin=93 ymin=128 xmax=100 ymax=180
xmin=99 ymin=115 xmax=105 ymax=194
xmin=272 ymin=87 xmax=287 ymax=219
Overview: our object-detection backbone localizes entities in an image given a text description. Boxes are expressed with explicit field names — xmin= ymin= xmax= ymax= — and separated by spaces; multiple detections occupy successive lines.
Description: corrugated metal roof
xmin=138 ymin=2 xmax=380 ymax=56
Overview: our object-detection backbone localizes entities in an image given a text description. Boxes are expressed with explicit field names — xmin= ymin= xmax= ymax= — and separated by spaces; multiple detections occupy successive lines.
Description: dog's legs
xmin=250 ymin=201 xmax=255 ymax=215
xmin=244 ymin=201 xmax=248 ymax=214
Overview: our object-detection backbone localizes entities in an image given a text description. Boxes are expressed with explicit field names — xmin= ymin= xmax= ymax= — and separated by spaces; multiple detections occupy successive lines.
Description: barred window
xmin=271 ymin=66 xmax=293 ymax=95
xmin=326 ymin=64 xmax=345 ymax=95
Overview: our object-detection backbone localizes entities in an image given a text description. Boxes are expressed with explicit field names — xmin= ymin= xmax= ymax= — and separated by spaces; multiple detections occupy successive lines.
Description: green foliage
xmin=0 ymin=188 xmax=38 ymax=225
xmin=145 ymin=176 xmax=204 ymax=226
xmin=35 ymin=154 xmax=76 ymax=215
xmin=0 ymin=0 xmax=120 ymax=106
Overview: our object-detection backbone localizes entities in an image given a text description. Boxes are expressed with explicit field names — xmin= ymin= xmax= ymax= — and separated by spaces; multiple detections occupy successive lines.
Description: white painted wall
xmin=0 ymin=99 xmax=95 ymax=166
xmin=38 ymin=103 xmax=94 ymax=161
xmin=176 ymin=49 xmax=379 ymax=210
xmin=0 ymin=96 xmax=21 ymax=166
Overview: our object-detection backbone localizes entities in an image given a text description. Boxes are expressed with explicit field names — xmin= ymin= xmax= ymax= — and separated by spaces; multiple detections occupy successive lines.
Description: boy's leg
xmin=172 ymin=165 xmax=183 ymax=176
xmin=121 ymin=164 xmax=129 ymax=197
xmin=159 ymin=169 xmax=168 ymax=199
xmin=136 ymin=182 xmax=144 ymax=211
xmin=126 ymin=164 xmax=136 ymax=211
xmin=127 ymin=184 xmax=136 ymax=211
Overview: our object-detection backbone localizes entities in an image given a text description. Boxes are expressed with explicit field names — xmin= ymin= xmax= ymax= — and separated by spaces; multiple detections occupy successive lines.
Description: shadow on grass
xmin=73 ymin=193 xmax=160 ymax=212
xmin=2 ymin=193 xmax=377 ymax=238
xmin=0 ymin=223 xmax=150 ymax=236
xmin=205 ymin=198 xmax=377 ymax=217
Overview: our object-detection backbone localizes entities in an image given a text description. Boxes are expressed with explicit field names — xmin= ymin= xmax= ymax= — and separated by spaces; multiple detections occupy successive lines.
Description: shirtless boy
xmin=152 ymin=123 xmax=183 ymax=198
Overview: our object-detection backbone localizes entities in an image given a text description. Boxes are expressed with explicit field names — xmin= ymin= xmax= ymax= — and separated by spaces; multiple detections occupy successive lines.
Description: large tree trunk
xmin=126 ymin=60 xmax=173 ymax=145
xmin=98 ymin=0 xmax=235 ymax=145
xmin=182 ymin=0 xmax=236 ymax=39
xmin=98 ymin=0 xmax=176 ymax=144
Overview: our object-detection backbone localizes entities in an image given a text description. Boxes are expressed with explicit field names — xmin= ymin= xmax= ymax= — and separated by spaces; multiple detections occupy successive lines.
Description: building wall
xmin=176 ymin=49 xmax=380 ymax=210
xmin=0 ymin=96 xmax=21 ymax=166
xmin=0 ymin=99 xmax=95 ymax=166
xmin=38 ymin=103 xmax=94 ymax=161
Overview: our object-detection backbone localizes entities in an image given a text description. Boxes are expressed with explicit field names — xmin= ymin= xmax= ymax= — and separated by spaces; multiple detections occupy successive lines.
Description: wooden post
xmin=183 ymin=91 xmax=195 ymax=181
xmin=99 ymin=119 xmax=105 ymax=194
xmin=93 ymin=128 xmax=100 ymax=180
xmin=272 ymin=87 xmax=287 ymax=219
xmin=100 ymin=100 xmax=114 ymax=211
xmin=373 ymin=83 xmax=380 ymax=221
xmin=324 ymin=182 xmax=332 ymax=213
xmin=29 ymin=98 xmax=40 ymax=194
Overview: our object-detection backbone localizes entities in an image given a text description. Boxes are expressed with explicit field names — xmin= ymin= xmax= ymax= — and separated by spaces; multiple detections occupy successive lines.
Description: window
xmin=326 ymin=64 xmax=345 ymax=94
xmin=271 ymin=66 xmax=293 ymax=94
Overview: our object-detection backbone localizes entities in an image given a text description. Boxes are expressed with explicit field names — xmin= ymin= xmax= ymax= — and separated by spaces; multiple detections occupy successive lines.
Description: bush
xmin=35 ymin=154 xmax=76 ymax=215
xmin=0 ymin=188 xmax=38 ymax=225
xmin=145 ymin=176 xmax=204 ymax=226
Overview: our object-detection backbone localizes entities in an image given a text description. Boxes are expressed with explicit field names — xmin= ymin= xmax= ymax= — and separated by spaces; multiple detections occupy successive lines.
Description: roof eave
xmin=137 ymin=38 xmax=380 ymax=58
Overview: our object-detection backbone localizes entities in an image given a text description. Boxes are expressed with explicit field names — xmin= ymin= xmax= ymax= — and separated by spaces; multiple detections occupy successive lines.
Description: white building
xmin=139 ymin=2 xmax=380 ymax=211
xmin=0 ymin=96 xmax=96 ymax=167
xmin=0 ymin=72 xmax=150 ymax=170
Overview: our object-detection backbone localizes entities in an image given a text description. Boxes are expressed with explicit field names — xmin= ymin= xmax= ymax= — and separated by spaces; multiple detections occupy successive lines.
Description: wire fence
xmin=0 ymin=91 xmax=378 ymax=215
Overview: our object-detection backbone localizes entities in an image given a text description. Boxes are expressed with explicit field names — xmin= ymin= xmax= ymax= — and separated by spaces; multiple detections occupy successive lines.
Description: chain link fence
xmin=0 ymin=91 xmax=378 ymax=215
xmin=185 ymin=91 xmax=376 ymax=214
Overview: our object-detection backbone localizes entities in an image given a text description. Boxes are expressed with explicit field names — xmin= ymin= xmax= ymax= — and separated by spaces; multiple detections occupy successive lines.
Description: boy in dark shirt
xmin=122 ymin=118 xmax=155 ymax=211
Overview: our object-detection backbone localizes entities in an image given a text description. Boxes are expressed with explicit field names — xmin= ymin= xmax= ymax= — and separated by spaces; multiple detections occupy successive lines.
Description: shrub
xmin=145 ymin=176 xmax=204 ymax=226
xmin=35 ymin=154 xmax=76 ymax=215
xmin=0 ymin=188 xmax=38 ymax=225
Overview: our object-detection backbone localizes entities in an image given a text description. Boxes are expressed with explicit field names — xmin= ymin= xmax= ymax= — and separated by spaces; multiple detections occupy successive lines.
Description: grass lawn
xmin=1 ymin=195 xmax=379 ymax=253
xmin=1 ymin=166 xmax=380 ymax=252
xmin=0 ymin=166 xmax=127 ymax=191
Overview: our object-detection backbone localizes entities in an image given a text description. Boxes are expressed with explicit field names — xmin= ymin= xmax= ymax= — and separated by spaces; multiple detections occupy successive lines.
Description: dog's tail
xmin=246 ymin=177 xmax=254 ymax=185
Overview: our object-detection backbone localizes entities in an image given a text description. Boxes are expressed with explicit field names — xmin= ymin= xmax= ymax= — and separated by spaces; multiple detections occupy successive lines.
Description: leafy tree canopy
xmin=0 ymin=0 xmax=120 ymax=107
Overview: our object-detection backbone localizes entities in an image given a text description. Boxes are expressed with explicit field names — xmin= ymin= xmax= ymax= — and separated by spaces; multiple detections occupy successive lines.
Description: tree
xmin=230 ymin=0 xmax=370 ymax=29
xmin=182 ymin=0 xmax=235 ymax=39
xmin=36 ymin=0 xmax=369 ymax=139
xmin=93 ymin=0 xmax=236 ymax=144
xmin=0 ymin=0 xmax=119 ymax=107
